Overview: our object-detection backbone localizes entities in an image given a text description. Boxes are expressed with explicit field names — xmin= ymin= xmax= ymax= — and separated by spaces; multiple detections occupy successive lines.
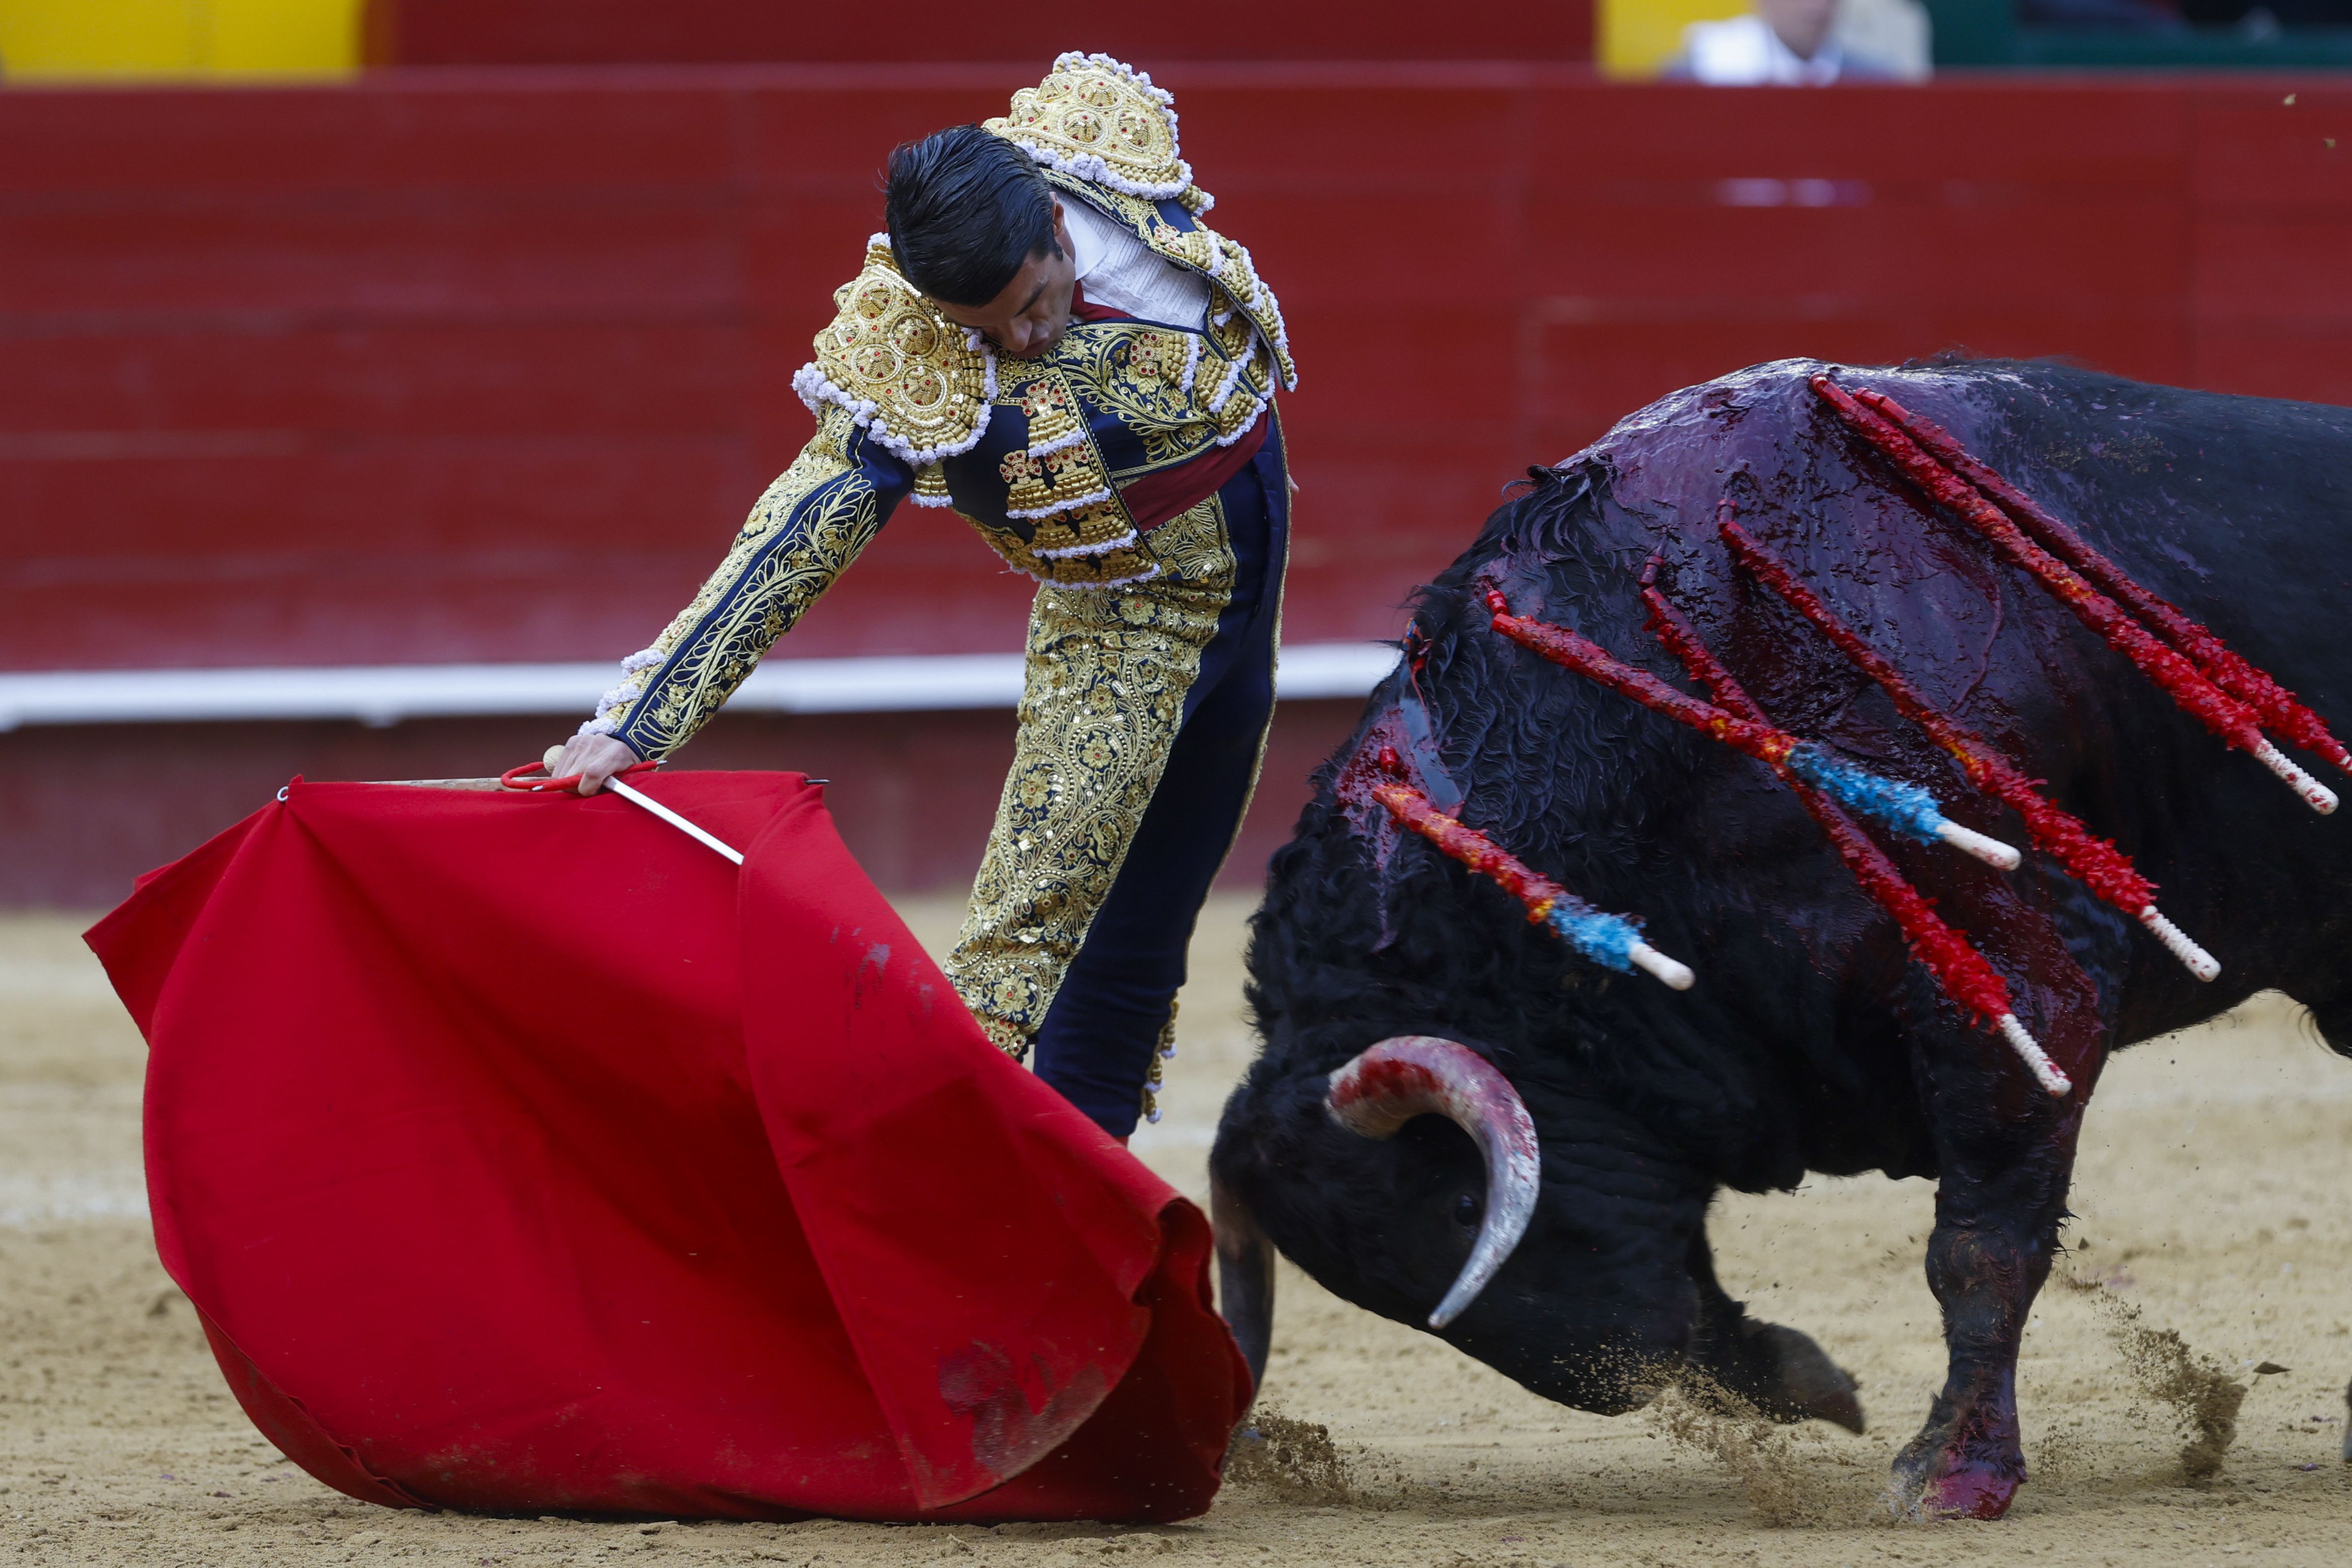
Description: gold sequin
xmin=945 ymin=499 xmax=1243 ymax=1057
xmin=807 ymin=241 xmax=990 ymax=464
xmin=983 ymin=53 xmax=1207 ymax=212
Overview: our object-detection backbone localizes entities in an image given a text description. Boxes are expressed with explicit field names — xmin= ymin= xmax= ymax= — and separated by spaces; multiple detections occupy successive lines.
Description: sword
xmin=362 ymin=760 xmax=802 ymax=869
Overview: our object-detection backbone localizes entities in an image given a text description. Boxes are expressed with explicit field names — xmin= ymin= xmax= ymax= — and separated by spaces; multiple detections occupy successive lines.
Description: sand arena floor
xmin=1 ymin=894 xmax=2347 ymax=1565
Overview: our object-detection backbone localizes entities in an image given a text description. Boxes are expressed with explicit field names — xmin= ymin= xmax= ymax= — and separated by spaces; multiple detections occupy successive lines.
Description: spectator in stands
xmin=1667 ymin=0 xmax=1919 ymax=81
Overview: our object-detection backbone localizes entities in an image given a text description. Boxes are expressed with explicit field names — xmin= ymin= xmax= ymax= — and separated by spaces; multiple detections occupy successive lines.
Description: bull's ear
xmin=1211 ymin=1173 xmax=1275 ymax=1392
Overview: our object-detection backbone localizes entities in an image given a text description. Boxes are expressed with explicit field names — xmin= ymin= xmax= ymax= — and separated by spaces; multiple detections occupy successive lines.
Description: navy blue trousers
xmin=1029 ymin=422 xmax=1290 ymax=1137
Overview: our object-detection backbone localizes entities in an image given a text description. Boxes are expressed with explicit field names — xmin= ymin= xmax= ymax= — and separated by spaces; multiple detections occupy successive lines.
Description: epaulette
xmin=791 ymin=235 xmax=997 ymax=467
xmin=984 ymin=52 xmax=1213 ymax=216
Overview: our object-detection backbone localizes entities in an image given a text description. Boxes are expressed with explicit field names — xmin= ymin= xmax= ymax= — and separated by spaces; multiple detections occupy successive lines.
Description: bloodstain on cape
xmin=85 ymin=772 xmax=1251 ymax=1522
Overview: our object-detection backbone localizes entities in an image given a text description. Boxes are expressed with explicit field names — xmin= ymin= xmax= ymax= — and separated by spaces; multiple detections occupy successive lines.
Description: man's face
xmin=931 ymin=201 xmax=1079 ymax=361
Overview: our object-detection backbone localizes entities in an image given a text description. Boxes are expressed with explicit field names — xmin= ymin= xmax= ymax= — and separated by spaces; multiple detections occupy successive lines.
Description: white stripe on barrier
xmin=0 ymin=643 xmax=1403 ymax=731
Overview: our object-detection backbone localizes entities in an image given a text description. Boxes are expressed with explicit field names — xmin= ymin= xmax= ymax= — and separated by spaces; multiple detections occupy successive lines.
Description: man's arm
xmin=548 ymin=405 xmax=913 ymax=792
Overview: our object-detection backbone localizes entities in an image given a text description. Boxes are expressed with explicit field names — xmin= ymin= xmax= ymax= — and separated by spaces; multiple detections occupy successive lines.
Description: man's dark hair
xmin=885 ymin=126 xmax=1059 ymax=307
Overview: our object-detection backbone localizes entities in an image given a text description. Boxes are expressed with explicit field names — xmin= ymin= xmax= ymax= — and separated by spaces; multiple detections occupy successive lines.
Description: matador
xmin=549 ymin=53 xmax=1296 ymax=1139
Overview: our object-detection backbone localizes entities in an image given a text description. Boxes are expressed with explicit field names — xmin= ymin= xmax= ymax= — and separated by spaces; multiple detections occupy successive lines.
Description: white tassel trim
xmin=866 ymin=231 xmax=892 ymax=252
xmin=791 ymin=356 xmax=997 ymax=468
xmin=1027 ymin=426 xmax=1088 ymax=458
xmin=1156 ymin=226 xmax=1292 ymax=393
xmin=1006 ymin=139 xmax=1196 ymax=203
xmin=1213 ymin=389 xmax=1274 ymax=448
xmin=1035 ymin=529 xmax=1140 ymax=560
xmin=1054 ymin=51 xmax=1174 ymax=107
xmin=1204 ymin=234 xmax=1297 ymax=390
xmin=1207 ymin=338 xmax=1258 ymax=413
xmin=586 ymin=648 xmax=666 ymax=730
xmin=1032 ymin=562 xmax=1164 ymax=592
xmin=1021 ymin=55 xmax=1204 ymax=204
xmin=907 ymin=462 xmax=959 ymax=507
xmin=1005 ymin=485 xmax=1113 ymax=521
xmin=1178 ymin=334 xmax=1202 ymax=395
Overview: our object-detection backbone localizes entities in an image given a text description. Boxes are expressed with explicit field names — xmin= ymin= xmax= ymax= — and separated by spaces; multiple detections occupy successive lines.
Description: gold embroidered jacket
xmin=589 ymin=53 xmax=1297 ymax=761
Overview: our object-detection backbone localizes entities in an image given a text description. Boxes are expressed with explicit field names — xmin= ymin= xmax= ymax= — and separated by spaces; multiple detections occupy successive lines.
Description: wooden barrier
xmin=5 ymin=69 xmax=2349 ymax=675
xmin=2 ymin=69 xmax=2348 ymax=901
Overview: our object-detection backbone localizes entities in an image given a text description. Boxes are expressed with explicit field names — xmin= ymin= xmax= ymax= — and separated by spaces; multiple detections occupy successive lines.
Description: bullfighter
xmin=546 ymin=53 xmax=1296 ymax=1139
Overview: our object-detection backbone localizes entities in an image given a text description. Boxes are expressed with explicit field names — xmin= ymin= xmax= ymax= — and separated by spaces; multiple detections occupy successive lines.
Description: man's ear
xmin=1051 ymin=199 xmax=1072 ymax=258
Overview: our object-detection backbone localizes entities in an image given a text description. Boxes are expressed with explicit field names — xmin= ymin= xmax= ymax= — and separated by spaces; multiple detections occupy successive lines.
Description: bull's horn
xmin=1210 ymin=1173 xmax=1275 ymax=1391
xmin=1325 ymin=1036 xmax=1540 ymax=1331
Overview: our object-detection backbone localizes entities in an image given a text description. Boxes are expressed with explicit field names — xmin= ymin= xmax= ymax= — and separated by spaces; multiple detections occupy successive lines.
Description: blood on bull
xmin=1211 ymin=355 xmax=2352 ymax=1520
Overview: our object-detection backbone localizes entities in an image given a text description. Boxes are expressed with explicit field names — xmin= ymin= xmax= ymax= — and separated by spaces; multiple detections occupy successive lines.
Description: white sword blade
xmin=607 ymin=778 xmax=745 ymax=865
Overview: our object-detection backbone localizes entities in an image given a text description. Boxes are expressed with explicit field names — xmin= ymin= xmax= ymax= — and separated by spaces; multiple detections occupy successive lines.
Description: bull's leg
xmin=1879 ymin=861 xmax=2119 ymax=1520
xmin=1889 ymin=1077 xmax=2088 ymax=1521
xmin=1682 ymin=1228 xmax=1865 ymax=1432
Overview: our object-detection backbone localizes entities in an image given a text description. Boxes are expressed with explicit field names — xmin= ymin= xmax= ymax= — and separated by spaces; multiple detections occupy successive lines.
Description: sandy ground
xmin=2 ymin=895 xmax=2348 ymax=1565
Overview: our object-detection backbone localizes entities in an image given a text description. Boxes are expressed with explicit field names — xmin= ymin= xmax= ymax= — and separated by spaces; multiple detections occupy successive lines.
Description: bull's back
xmin=1574 ymin=359 xmax=2352 ymax=1050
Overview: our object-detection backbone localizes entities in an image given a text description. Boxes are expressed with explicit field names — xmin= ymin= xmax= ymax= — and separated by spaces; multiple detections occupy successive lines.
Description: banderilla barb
xmin=1718 ymin=512 xmax=2219 ymax=983
xmin=1855 ymin=385 xmax=2352 ymax=780
xmin=1635 ymin=561 xmax=2071 ymax=1097
xmin=1482 ymin=589 xmax=2023 ymax=872
xmin=1370 ymin=756 xmax=1695 ymax=991
xmin=1812 ymin=374 xmax=2337 ymax=817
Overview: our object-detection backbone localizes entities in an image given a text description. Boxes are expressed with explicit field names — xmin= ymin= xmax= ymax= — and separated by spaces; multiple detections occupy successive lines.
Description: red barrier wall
xmin=367 ymin=3 xmax=1596 ymax=66
xmin=4 ymin=69 xmax=2350 ymax=904
xmin=5 ymin=69 xmax=2350 ymax=678
xmin=0 ymin=700 xmax=1365 ymax=909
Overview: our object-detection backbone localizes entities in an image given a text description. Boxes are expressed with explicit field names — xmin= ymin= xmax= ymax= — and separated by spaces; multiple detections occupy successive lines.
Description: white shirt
xmin=1061 ymin=197 xmax=1214 ymax=329
xmin=1681 ymin=15 xmax=1849 ymax=85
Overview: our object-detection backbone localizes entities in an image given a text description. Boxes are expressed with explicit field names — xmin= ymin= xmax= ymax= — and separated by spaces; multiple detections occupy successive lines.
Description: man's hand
xmin=542 ymin=734 xmax=640 ymax=795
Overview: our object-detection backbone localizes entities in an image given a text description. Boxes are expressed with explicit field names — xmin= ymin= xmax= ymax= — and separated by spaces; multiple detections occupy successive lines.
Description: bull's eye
xmin=1452 ymin=1191 xmax=1483 ymax=1228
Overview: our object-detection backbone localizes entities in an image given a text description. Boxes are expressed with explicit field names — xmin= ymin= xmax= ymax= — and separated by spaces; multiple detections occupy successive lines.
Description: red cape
xmin=86 ymin=772 xmax=1250 ymax=1522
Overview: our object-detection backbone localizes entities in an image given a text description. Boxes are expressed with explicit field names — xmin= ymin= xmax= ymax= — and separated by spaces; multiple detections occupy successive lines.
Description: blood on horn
xmin=1325 ymin=1036 xmax=1541 ymax=1330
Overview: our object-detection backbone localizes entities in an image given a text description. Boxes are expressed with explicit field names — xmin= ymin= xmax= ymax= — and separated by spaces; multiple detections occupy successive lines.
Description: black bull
xmin=1211 ymin=357 xmax=2352 ymax=1519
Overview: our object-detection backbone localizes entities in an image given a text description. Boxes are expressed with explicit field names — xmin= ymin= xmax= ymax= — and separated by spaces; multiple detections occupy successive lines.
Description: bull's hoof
xmin=1885 ymin=1439 xmax=2022 ymax=1521
xmin=1915 ymin=1464 xmax=2019 ymax=1520
xmin=1754 ymin=1323 xmax=1865 ymax=1434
